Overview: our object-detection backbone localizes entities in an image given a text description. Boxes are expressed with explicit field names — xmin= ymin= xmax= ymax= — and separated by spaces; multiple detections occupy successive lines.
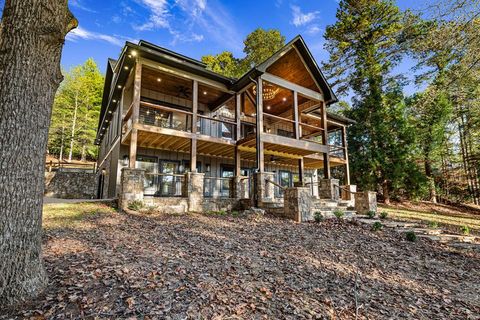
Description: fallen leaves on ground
xmin=2 ymin=203 xmax=479 ymax=319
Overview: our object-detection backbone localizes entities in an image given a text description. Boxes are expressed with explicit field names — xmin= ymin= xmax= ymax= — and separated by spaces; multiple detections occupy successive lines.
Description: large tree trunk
xmin=0 ymin=0 xmax=77 ymax=307
xmin=382 ymin=180 xmax=390 ymax=205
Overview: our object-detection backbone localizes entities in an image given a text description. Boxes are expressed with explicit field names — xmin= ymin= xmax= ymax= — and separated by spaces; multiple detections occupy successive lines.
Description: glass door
xmin=136 ymin=156 xmax=158 ymax=196
xmin=278 ymin=170 xmax=291 ymax=196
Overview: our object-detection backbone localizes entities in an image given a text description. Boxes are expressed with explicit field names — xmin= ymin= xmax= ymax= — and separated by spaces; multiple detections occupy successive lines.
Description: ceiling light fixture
xmin=131 ymin=50 xmax=137 ymax=57
xmin=282 ymin=97 xmax=287 ymax=102
xmin=157 ymin=78 xmax=162 ymax=82
xmin=117 ymin=85 xmax=122 ymax=89
xmin=252 ymin=82 xmax=280 ymax=101
xmin=267 ymin=105 xmax=271 ymax=110
xmin=124 ymin=66 xmax=129 ymax=70
xmin=203 ymin=91 xmax=207 ymax=95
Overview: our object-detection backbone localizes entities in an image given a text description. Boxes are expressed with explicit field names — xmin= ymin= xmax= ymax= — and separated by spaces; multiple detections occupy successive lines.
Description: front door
xmin=278 ymin=170 xmax=291 ymax=196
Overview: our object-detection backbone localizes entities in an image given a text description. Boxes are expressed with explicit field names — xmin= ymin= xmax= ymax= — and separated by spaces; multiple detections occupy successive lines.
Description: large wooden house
xmin=95 ymin=36 xmax=362 ymax=218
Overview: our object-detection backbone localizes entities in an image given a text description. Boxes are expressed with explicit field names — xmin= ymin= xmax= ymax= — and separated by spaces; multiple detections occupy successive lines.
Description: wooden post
xmin=293 ymin=91 xmax=300 ymax=139
xmin=235 ymin=93 xmax=241 ymax=141
xmin=256 ymin=77 xmax=264 ymax=173
xmin=342 ymin=125 xmax=350 ymax=185
xmin=235 ymin=146 xmax=241 ymax=177
xmin=190 ymin=80 xmax=198 ymax=172
xmin=298 ymin=158 xmax=304 ymax=184
xmin=129 ymin=60 xmax=142 ymax=168
xmin=321 ymin=102 xmax=331 ymax=179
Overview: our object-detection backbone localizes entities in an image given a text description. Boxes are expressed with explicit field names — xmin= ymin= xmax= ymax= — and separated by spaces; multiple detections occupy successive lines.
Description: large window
xmin=136 ymin=155 xmax=158 ymax=196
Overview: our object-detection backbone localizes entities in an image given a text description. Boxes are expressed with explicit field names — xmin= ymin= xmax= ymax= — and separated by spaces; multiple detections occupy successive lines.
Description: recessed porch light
xmin=267 ymin=105 xmax=271 ymax=110
xmin=117 ymin=85 xmax=122 ymax=89
xmin=124 ymin=66 xmax=129 ymax=70
xmin=203 ymin=91 xmax=207 ymax=95
xmin=157 ymin=78 xmax=162 ymax=82
xmin=112 ymin=100 xmax=117 ymax=103
xmin=131 ymin=50 xmax=137 ymax=57
xmin=282 ymin=97 xmax=287 ymax=102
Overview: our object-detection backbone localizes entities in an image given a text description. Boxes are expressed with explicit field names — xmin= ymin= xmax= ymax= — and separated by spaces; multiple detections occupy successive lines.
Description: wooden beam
xmin=235 ymin=146 xmax=241 ymax=177
xmin=293 ymin=91 xmax=300 ymax=139
xmin=262 ymin=72 xmax=324 ymax=102
xmin=256 ymin=76 xmax=264 ymax=173
xmin=190 ymin=79 xmax=198 ymax=172
xmin=129 ymin=128 xmax=138 ymax=168
xmin=342 ymin=125 xmax=350 ymax=185
xmin=261 ymin=133 xmax=329 ymax=154
xmin=190 ymin=138 xmax=197 ymax=172
xmin=238 ymin=145 xmax=302 ymax=160
xmin=132 ymin=60 xmax=142 ymax=124
xmin=236 ymin=93 xmax=242 ymax=140
xmin=298 ymin=158 xmax=305 ymax=184
xmin=321 ymin=102 xmax=331 ymax=179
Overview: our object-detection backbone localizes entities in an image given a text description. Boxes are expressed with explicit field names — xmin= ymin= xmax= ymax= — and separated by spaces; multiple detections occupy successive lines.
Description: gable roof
xmin=231 ymin=35 xmax=338 ymax=104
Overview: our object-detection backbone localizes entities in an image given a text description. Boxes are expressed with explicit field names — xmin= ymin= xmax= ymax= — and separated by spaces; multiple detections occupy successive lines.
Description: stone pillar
xmin=253 ymin=172 xmax=275 ymax=206
xmin=120 ymin=168 xmax=145 ymax=210
xmin=284 ymin=187 xmax=313 ymax=222
xmin=185 ymin=172 xmax=205 ymax=212
xmin=318 ymin=178 xmax=340 ymax=200
xmin=341 ymin=184 xmax=357 ymax=207
xmin=355 ymin=191 xmax=377 ymax=214
xmin=231 ymin=176 xmax=248 ymax=199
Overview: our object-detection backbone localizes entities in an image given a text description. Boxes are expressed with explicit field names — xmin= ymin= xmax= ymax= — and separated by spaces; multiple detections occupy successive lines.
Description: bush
xmin=128 ymin=200 xmax=144 ymax=211
xmin=405 ymin=231 xmax=417 ymax=242
xmin=367 ymin=210 xmax=376 ymax=219
xmin=371 ymin=221 xmax=383 ymax=231
xmin=379 ymin=211 xmax=388 ymax=219
xmin=314 ymin=212 xmax=324 ymax=223
xmin=461 ymin=225 xmax=470 ymax=235
xmin=428 ymin=221 xmax=439 ymax=229
xmin=333 ymin=209 xmax=345 ymax=220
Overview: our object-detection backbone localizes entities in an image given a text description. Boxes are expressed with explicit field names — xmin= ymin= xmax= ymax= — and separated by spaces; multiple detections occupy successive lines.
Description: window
xmin=136 ymin=155 xmax=158 ymax=196
xmin=221 ymin=165 xmax=234 ymax=197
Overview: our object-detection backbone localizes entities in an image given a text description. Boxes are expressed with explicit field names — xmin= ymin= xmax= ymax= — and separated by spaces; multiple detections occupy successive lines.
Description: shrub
xmin=428 ymin=221 xmax=439 ymax=229
xmin=379 ymin=211 xmax=388 ymax=219
xmin=128 ymin=200 xmax=144 ymax=211
xmin=461 ymin=225 xmax=470 ymax=235
xmin=231 ymin=210 xmax=239 ymax=217
xmin=366 ymin=210 xmax=376 ymax=219
xmin=405 ymin=231 xmax=417 ymax=242
xmin=333 ymin=209 xmax=344 ymax=220
xmin=371 ymin=221 xmax=383 ymax=231
xmin=314 ymin=212 xmax=324 ymax=223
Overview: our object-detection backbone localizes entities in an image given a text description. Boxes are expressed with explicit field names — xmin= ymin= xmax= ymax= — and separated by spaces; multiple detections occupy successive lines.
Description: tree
xmin=242 ymin=28 xmax=285 ymax=68
xmin=202 ymin=28 xmax=286 ymax=78
xmin=323 ymin=0 xmax=417 ymax=203
xmin=49 ymin=59 xmax=104 ymax=162
xmin=0 ymin=0 xmax=77 ymax=307
xmin=201 ymin=51 xmax=242 ymax=78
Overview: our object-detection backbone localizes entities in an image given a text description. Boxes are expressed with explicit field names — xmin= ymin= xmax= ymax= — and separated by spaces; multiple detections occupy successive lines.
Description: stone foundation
xmin=318 ymin=178 xmax=340 ymax=200
xmin=253 ymin=172 xmax=275 ymax=206
xmin=184 ymin=172 xmax=204 ymax=212
xmin=44 ymin=171 xmax=96 ymax=199
xmin=203 ymin=198 xmax=239 ymax=212
xmin=144 ymin=197 xmax=189 ymax=214
xmin=284 ymin=187 xmax=313 ymax=222
xmin=355 ymin=191 xmax=377 ymax=214
xmin=119 ymin=168 xmax=145 ymax=210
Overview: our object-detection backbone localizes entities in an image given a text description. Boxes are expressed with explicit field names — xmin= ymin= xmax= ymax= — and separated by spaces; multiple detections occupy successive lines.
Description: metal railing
xmin=144 ymin=173 xmax=185 ymax=197
xmin=204 ymin=176 xmax=232 ymax=198
xmin=265 ymin=179 xmax=286 ymax=199
xmin=139 ymin=104 xmax=192 ymax=132
xmin=197 ymin=115 xmax=236 ymax=140
xmin=329 ymin=145 xmax=346 ymax=159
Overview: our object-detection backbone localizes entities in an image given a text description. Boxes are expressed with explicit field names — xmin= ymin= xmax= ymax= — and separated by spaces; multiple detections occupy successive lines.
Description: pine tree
xmin=323 ymin=0 xmax=417 ymax=203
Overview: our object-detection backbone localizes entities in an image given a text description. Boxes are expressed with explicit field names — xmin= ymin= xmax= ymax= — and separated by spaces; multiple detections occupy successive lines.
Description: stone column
xmin=231 ymin=176 xmax=247 ymax=199
xmin=185 ymin=172 xmax=205 ymax=212
xmin=120 ymin=168 xmax=145 ymax=210
xmin=284 ymin=187 xmax=313 ymax=222
xmin=253 ymin=172 xmax=275 ymax=206
xmin=354 ymin=191 xmax=377 ymax=214
xmin=318 ymin=178 xmax=340 ymax=200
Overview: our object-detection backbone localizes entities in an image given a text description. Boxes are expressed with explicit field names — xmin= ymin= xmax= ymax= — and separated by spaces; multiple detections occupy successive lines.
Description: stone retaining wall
xmin=44 ymin=171 xmax=96 ymax=199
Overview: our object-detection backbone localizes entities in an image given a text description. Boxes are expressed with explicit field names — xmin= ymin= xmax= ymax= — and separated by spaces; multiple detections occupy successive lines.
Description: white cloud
xmin=67 ymin=26 xmax=124 ymax=47
xmin=134 ymin=0 xmax=170 ymax=31
xmin=307 ymin=25 xmax=322 ymax=35
xmin=130 ymin=0 xmax=241 ymax=50
xmin=291 ymin=5 xmax=319 ymax=27
xmin=70 ymin=0 xmax=97 ymax=13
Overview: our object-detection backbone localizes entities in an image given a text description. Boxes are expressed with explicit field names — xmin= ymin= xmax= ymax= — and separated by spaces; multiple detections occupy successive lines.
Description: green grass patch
xmin=379 ymin=206 xmax=480 ymax=232
xmin=43 ymin=202 xmax=117 ymax=230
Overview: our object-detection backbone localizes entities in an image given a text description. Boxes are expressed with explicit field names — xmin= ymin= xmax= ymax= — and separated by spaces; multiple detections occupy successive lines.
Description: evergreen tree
xmin=323 ymin=0 xmax=418 ymax=203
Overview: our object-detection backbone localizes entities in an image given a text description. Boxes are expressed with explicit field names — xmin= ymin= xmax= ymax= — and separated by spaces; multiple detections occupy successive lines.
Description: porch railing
xmin=144 ymin=173 xmax=185 ymax=197
xmin=204 ymin=176 xmax=232 ymax=198
xmin=45 ymin=161 xmax=96 ymax=173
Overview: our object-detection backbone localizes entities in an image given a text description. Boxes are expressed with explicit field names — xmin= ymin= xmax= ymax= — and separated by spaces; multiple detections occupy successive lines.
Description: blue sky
xmin=1 ymin=0 xmax=427 ymax=97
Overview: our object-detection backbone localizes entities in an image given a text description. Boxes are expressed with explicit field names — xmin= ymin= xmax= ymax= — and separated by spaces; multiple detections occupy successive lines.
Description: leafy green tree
xmin=323 ymin=0 xmax=419 ymax=203
xmin=202 ymin=28 xmax=286 ymax=78
xmin=242 ymin=28 xmax=285 ymax=68
xmin=48 ymin=59 xmax=104 ymax=161
xmin=201 ymin=51 xmax=242 ymax=78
